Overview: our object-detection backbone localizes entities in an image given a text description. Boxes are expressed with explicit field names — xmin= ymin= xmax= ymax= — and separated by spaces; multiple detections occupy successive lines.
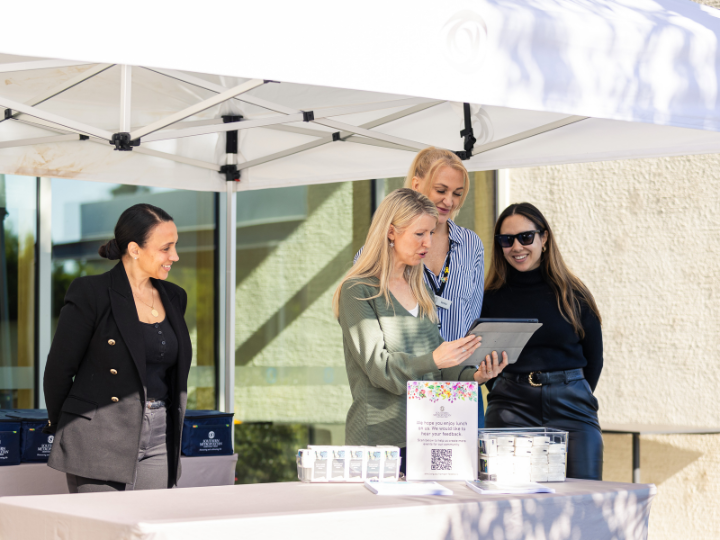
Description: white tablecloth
xmin=0 ymin=454 xmax=238 ymax=496
xmin=0 ymin=479 xmax=655 ymax=540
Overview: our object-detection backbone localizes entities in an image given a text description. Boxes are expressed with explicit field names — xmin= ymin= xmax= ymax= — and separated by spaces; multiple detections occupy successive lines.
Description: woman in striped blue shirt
xmin=357 ymin=148 xmax=508 ymax=425
xmin=406 ymin=148 xmax=507 ymax=426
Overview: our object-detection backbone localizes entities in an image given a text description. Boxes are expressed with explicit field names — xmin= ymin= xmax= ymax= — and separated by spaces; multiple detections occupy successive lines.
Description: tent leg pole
xmin=223 ymin=182 xmax=236 ymax=418
xmin=36 ymin=177 xmax=52 ymax=409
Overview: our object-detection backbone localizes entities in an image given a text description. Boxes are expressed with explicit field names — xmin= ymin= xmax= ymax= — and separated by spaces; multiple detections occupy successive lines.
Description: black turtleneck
xmin=481 ymin=267 xmax=603 ymax=391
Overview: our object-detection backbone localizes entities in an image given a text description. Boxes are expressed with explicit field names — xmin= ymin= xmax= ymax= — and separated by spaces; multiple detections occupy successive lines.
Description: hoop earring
xmin=542 ymin=245 xmax=547 ymax=253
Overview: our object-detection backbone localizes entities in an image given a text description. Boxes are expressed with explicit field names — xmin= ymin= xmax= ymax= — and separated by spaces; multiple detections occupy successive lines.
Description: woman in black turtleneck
xmin=482 ymin=202 xmax=603 ymax=480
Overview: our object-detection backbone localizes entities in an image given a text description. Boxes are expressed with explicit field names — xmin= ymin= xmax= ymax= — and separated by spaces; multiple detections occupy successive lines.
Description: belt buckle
xmin=528 ymin=371 xmax=543 ymax=387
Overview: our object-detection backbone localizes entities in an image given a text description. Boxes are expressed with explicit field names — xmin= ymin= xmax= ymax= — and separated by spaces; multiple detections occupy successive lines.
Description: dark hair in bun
xmin=98 ymin=238 xmax=122 ymax=260
xmin=98 ymin=203 xmax=174 ymax=260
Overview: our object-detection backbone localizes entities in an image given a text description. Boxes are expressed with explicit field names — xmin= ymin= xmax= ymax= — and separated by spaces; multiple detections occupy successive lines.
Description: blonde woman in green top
xmin=333 ymin=188 xmax=506 ymax=472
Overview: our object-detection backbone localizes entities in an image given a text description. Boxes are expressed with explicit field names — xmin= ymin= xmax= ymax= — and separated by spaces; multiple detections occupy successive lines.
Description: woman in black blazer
xmin=43 ymin=203 xmax=193 ymax=493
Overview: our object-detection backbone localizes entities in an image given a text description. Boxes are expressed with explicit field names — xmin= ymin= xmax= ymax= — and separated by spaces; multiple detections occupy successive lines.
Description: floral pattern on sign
xmin=407 ymin=382 xmax=478 ymax=403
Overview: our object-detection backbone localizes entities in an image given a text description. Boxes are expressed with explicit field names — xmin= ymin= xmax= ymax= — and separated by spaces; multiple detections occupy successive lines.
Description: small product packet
xmin=331 ymin=448 xmax=349 ymax=481
xmin=496 ymin=436 xmax=515 ymax=447
xmin=530 ymin=469 xmax=549 ymax=482
xmin=548 ymin=462 xmax=567 ymax=481
xmin=297 ymin=449 xmax=314 ymax=481
xmin=548 ymin=443 xmax=567 ymax=454
xmin=480 ymin=456 xmax=514 ymax=474
xmin=381 ymin=447 xmax=401 ymax=481
xmin=514 ymin=437 xmax=533 ymax=448
xmin=479 ymin=437 xmax=498 ymax=457
xmin=307 ymin=446 xmax=332 ymax=482
xmin=365 ymin=447 xmax=384 ymax=480
xmin=497 ymin=446 xmax=515 ymax=457
xmin=347 ymin=447 xmax=367 ymax=482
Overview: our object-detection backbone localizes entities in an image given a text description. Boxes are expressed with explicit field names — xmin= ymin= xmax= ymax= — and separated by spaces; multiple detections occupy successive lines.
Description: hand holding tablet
xmin=474 ymin=350 xmax=509 ymax=383
xmin=461 ymin=318 xmax=543 ymax=368
xmin=432 ymin=334 xmax=482 ymax=369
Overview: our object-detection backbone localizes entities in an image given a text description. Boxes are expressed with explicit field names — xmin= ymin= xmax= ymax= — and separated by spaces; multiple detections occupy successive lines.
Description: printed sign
xmin=406 ymin=381 xmax=478 ymax=481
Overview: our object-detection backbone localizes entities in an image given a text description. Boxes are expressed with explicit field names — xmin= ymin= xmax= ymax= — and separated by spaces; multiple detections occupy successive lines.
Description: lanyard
xmin=424 ymin=240 xmax=455 ymax=297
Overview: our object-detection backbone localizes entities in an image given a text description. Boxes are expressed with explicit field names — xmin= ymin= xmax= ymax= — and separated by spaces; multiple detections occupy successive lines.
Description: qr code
xmin=431 ymin=449 xmax=452 ymax=470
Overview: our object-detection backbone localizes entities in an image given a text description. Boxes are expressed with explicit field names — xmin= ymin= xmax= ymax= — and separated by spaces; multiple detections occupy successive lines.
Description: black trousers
xmin=485 ymin=372 xmax=603 ymax=480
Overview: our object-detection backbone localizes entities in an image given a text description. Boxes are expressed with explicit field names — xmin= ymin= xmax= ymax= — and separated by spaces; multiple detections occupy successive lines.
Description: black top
xmin=481 ymin=267 xmax=603 ymax=391
xmin=141 ymin=317 xmax=178 ymax=401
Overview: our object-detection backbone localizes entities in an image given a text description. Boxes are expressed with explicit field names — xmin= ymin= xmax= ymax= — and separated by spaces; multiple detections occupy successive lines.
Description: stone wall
xmin=510 ymin=154 xmax=720 ymax=539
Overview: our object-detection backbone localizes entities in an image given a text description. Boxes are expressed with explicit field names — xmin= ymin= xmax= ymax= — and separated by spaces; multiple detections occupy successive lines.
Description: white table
xmin=0 ymin=479 xmax=655 ymax=540
xmin=0 ymin=454 xmax=238 ymax=496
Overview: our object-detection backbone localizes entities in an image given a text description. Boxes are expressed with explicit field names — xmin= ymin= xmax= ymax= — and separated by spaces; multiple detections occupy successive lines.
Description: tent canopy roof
xmin=1 ymin=0 xmax=719 ymax=191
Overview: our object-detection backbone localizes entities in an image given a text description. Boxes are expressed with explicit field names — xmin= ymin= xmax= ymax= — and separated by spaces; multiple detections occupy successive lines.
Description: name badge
xmin=435 ymin=295 xmax=452 ymax=310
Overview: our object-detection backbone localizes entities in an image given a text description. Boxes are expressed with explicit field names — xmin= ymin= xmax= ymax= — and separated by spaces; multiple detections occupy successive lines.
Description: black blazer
xmin=43 ymin=262 xmax=192 ymax=486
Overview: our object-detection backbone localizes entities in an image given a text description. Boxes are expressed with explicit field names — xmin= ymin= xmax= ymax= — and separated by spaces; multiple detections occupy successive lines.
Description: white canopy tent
xmin=1 ymin=0 xmax=719 ymax=411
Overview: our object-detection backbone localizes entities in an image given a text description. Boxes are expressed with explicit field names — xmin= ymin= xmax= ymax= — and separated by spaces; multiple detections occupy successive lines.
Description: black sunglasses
xmin=495 ymin=230 xmax=543 ymax=248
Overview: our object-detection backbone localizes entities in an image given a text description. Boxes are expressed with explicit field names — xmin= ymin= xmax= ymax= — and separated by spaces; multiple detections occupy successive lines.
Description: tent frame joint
xmin=458 ymin=102 xmax=476 ymax=161
xmin=302 ymin=110 xmax=314 ymax=122
xmin=111 ymin=132 xmax=140 ymax=151
xmin=220 ymin=164 xmax=240 ymax=182
xmin=79 ymin=135 xmax=89 ymax=141
xmin=4 ymin=109 xmax=12 ymax=120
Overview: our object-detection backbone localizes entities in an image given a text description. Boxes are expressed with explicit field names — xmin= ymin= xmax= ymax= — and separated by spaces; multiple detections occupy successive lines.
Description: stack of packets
xmin=479 ymin=433 xmax=567 ymax=482
xmin=297 ymin=445 xmax=401 ymax=483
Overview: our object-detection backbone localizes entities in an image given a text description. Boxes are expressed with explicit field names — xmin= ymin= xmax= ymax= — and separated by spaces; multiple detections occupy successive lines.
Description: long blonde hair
xmin=486 ymin=203 xmax=602 ymax=338
xmin=333 ymin=188 xmax=439 ymax=322
xmin=404 ymin=147 xmax=470 ymax=220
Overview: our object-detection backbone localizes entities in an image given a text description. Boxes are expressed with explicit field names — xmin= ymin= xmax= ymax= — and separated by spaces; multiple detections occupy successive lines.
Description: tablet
xmin=469 ymin=318 xmax=539 ymax=328
xmin=462 ymin=319 xmax=542 ymax=366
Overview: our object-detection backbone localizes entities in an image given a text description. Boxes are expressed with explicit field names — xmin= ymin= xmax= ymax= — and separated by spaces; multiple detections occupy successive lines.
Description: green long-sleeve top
xmin=338 ymin=277 xmax=475 ymax=447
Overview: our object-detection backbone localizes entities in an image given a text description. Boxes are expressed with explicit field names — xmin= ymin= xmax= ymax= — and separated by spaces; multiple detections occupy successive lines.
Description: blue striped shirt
xmin=424 ymin=220 xmax=485 ymax=341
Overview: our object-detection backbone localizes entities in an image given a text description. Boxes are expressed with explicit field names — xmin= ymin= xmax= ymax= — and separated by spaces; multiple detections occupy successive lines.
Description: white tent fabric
xmin=1 ymin=0 xmax=720 ymax=192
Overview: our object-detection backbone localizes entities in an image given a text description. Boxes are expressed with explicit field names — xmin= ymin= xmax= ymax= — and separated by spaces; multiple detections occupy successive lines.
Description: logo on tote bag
xmin=208 ymin=431 xmax=215 ymax=439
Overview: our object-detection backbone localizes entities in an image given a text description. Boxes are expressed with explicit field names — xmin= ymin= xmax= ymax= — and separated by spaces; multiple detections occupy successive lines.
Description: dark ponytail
xmin=98 ymin=204 xmax=174 ymax=260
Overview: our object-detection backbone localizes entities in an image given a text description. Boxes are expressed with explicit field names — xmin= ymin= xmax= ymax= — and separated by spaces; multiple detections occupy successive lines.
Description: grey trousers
xmin=66 ymin=404 xmax=171 ymax=493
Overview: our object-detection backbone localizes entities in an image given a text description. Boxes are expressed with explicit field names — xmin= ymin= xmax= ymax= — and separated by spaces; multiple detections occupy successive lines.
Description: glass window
xmin=234 ymin=180 xmax=372 ymax=483
xmin=51 ymin=179 xmax=217 ymax=409
xmin=0 ymin=175 xmax=37 ymax=409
